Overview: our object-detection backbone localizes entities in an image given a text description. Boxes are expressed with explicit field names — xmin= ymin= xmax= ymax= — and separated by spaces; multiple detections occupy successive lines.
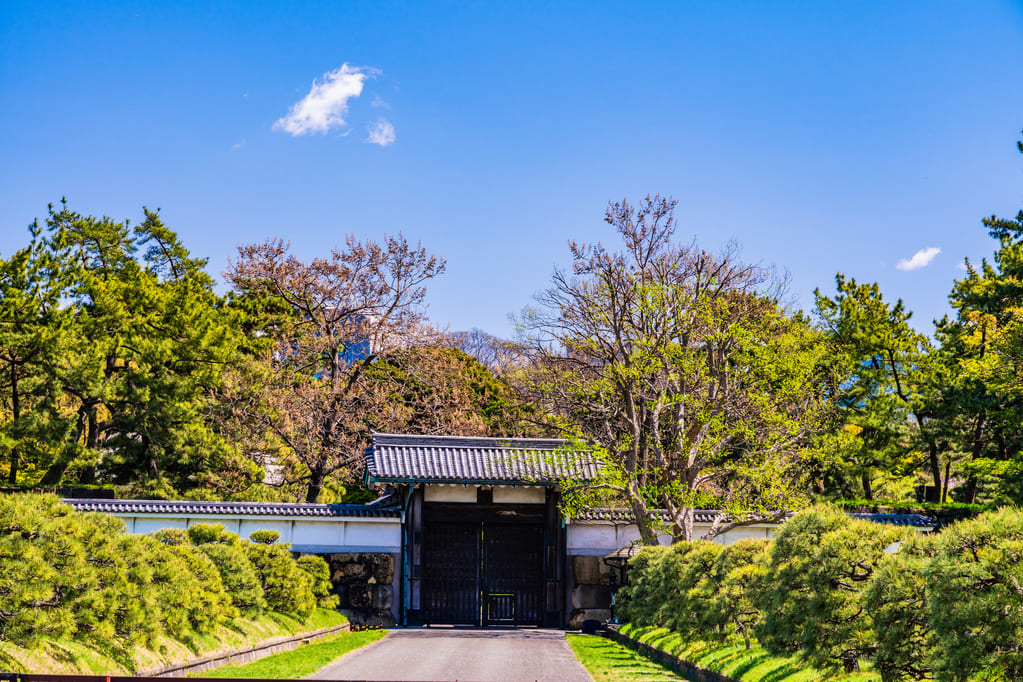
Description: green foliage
xmin=756 ymin=506 xmax=852 ymax=657
xmin=0 ymin=494 xmax=267 ymax=655
xmin=617 ymin=545 xmax=672 ymax=626
xmin=835 ymin=499 xmax=991 ymax=514
xmin=924 ymin=507 xmax=1023 ymax=681
xmin=0 ymin=203 xmax=259 ymax=497
xmin=758 ymin=505 xmax=909 ymax=672
xmin=296 ymin=555 xmax=340 ymax=609
xmin=862 ymin=533 xmax=937 ymax=682
xmin=193 ymin=542 xmax=266 ymax=617
xmin=701 ymin=539 xmax=770 ymax=648
xmin=188 ymin=522 xmax=243 ymax=546
xmin=665 ymin=542 xmax=724 ymax=635
xmin=150 ymin=527 xmax=189 ymax=545
xmin=246 ymin=541 xmax=316 ymax=619
xmin=814 ymin=275 xmax=940 ymax=502
xmin=248 ymin=529 xmax=281 ymax=545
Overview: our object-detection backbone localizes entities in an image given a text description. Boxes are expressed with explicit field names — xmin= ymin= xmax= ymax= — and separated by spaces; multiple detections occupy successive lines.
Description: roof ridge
xmin=371 ymin=432 xmax=582 ymax=449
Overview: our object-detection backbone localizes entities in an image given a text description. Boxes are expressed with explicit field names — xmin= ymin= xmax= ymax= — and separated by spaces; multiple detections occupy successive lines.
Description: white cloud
xmin=896 ymin=246 xmax=941 ymax=271
xmin=232 ymin=137 xmax=246 ymax=150
xmin=371 ymin=94 xmax=391 ymax=109
xmin=366 ymin=118 xmax=396 ymax=147
xmin=274 ymin=64 xmax=375 ymax=136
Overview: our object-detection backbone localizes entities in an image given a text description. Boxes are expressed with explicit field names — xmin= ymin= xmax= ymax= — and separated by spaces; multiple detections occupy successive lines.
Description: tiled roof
xmin=366 ymin=433 xmax=600 ymax=484
xmin=849 ymin=512 xmax=937 ymax=528
xmin=575 ymin=508 xmax=719 ymax=523
xmin=579 ymin=508 xmax=937 ymax=529
xmin=66 ymin=498 xmax=401 ymax=518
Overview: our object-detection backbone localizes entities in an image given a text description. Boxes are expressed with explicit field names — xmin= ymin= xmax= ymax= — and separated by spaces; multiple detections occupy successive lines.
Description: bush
xmin=666 ymin=541 xmax=724 ymax=635
xmin=924 ymin=507 xmax=1023 ymax=681
xmin=617 ymin=545 xmax=671 ymax=626
xmin=246 ymin=540 xmax=316 ymax=619
xmin=757 ymin=505 xmax=909 ymax=673
xmin=188 ymin=522 xmax=243 ymax=546
xmin=296 ymin=555 xmax=340 ymax=609
xmin=0 ymin=494 xmax=83 ymax=644
xmin=249 ymin=529 xmax=281 ymax=544
xmin=143 ymin=535 xmax=238 ymax=637
xmin=756 ymin=505 xmax=852 ymax=658
xmin=700 ymin=538 xmax=770 ymax=649
xmin=198 ymin=542 xmax=267 ymax=616
xmin=863 ymin=532 xmax=938 ymax=682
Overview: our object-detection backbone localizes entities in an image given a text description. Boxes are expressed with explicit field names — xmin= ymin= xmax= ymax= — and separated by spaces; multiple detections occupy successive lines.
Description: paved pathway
xmin=310 ymin=627 xmax=593 ymax=682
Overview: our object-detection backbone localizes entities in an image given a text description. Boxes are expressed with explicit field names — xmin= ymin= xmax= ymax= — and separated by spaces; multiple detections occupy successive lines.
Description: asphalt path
xmin=309 ymin=627 xmax=593 ymax=682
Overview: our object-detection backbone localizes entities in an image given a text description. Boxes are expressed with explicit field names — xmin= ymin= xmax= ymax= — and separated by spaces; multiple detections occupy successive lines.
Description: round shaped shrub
xmin=249 ymin=529 xmax=281 ymax=545
xmin=296 ymin=554 xmax=340 ymax=609
xmin=246 ymin=542 xmax=316 ymax=619
xmin=924 ymin=507 xmax=1023 ymax=680
xmin=198 ymin=542 xmax=267 ymax=616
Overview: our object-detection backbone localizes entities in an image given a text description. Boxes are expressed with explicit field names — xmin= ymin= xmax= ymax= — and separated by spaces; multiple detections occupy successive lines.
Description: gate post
xmin=543 ymin=488 xmax=565 ymax=627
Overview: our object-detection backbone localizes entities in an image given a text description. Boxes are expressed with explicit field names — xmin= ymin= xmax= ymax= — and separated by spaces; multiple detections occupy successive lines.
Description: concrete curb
xmin=141 ymin=622 xmax=351 ymax=677
xmin=603 ymin=627 xmax=739 ymax=682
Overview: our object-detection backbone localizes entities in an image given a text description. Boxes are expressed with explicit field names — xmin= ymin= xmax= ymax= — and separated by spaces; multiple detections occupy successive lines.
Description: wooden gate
xmin=421 ymin=523 xmax=480 ymax=624
xmin=422 ymin=521 xmax=543 ymax=626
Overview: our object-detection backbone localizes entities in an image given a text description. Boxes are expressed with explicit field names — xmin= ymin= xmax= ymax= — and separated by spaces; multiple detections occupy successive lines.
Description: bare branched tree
xmin=225 ymin=235 xmax=445 ymax=502
xmin=514 ymin=195 xmax=830 ymax=542
xmin=444 ymin=328 xmax=525 ymax=375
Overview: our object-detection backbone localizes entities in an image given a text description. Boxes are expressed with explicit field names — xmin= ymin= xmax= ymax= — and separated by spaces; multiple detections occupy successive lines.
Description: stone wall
xmin=324 ymin=552 xmax=398 ymax=626
xmin=567 ymin=555 xmax=613 ymax=629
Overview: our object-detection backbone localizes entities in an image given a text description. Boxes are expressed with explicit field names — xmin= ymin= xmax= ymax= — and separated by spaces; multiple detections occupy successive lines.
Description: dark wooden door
xmin=421 ymin=520 xmax=544 ymax=626
xmin=422 ymin=523 xmax=479 ymax=624
xmin=483 ymin=524 xmax=543 ymax=626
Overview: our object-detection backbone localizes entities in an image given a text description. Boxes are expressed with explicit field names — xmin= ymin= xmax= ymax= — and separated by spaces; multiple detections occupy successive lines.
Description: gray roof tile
xmin=66 ymin=498 xmax=401 ymax=518
xmin=366 ymin=433 xmax=599 ymax=484
xmin=849 ymin=512 xmax=937 ymax=528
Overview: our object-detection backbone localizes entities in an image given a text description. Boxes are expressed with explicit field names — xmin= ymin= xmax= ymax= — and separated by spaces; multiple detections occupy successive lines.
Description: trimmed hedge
xmin=0 ymin=493 xmax=333 ymax=654
xmin=621 ymin=504 xmax=1023 ymax=681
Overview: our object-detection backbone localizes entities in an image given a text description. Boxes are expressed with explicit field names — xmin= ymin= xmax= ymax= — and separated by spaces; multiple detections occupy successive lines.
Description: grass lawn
xmin=0 ymin=609 xmax=348 ymax=676
xmin=196 ymin=629 xmax=386 ymax=679
xmin=620 ymin=625 xmax=879 ymax=682
xmin=566 ymin=633 xmax=687 ymax=681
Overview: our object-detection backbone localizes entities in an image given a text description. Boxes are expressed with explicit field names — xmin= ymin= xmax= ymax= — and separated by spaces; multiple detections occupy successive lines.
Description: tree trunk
xmin=941 ymin=458 xmax=951 ymax=504
xmin=964 ymin=477 xmax=978 ymax=505
xmin=928 ymin=441 xmax=942 ymax=497
xmin=305 ymin=467 xmax=325 ymax=503
xmin=672 ymin=506 xmax=694 ymax=543
xmin=861 ymin=472 xmax=873 ymax=501
xmin=78 ymin=408 xmax=99 ymax=484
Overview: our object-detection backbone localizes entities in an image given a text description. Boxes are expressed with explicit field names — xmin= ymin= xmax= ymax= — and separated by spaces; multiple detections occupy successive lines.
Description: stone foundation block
xmin=572 ymin=555 xmax=611 ymax=585
xmin=571 ymin=584 xmax=612 ymax=610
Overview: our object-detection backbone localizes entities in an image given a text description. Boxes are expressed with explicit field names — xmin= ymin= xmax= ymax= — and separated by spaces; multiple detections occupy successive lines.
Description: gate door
xmin=483 ymin=524 xmax=543 ymax=626
xmin=422 ymin=523 xmax=479 ymax=624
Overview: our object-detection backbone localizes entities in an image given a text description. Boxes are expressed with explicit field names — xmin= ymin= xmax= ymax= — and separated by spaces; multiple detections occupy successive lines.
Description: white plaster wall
xmin=133 ymin=517 xmax=187 ymax=534
xmin=345 ymin=521 xmax=401 ymax=549
xmin=424 ymin=484 xmax=478 ymax=503
xmin=493 ymin=486 xmax=546 ymax=504
xmin=293 ymin=520 xmax=345 ymax=547
xmin=104 ymin=513 xmax=401 ymax=553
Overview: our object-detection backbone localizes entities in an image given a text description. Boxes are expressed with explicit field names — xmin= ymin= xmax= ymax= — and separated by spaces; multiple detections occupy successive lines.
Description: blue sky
xmin=2 ymin=1 xmax=1023 ymax=337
